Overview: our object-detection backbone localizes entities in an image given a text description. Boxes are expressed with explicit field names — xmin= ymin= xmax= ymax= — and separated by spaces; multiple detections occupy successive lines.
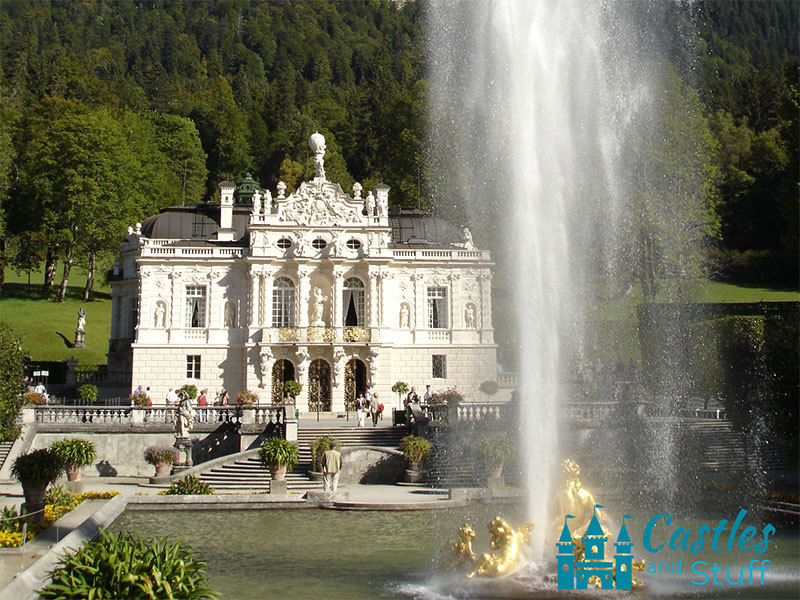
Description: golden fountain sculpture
xmin=438 ymin=459 xmax=645 ymax=587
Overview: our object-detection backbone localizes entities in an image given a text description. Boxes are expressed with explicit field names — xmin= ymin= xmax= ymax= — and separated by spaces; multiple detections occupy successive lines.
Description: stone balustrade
xmin=139 ymin=243 xmax=245 ymax=259
xmin=24 ymin=404 xmax=289 ymax=428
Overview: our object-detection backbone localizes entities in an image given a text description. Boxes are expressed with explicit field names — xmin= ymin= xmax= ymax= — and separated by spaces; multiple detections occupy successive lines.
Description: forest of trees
xmin=0 ymin=0 xmax=796 ymax=300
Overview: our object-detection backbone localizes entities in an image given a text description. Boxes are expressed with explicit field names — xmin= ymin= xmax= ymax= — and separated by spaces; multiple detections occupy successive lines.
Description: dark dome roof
xmin=140 ymin=205 xmax=249 ymax=242
xmin=389 ymin=210 xmax=464 ymax=246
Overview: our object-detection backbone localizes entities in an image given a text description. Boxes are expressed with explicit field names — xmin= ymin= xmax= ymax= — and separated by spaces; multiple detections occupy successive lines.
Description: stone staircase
xmin=0 ymin=441 xmax=13 ymax=470
xmin=686 ymin=420 xmax=747 ymax=471
xmin=198 ymin=426 xmax=406 ymax=492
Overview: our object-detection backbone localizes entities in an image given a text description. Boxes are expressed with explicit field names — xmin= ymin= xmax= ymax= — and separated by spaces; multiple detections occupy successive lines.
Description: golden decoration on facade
xmin=343 ymin=326 xmax=370 ymax=342
xmin=277 ymin=327 xmax=298 ymax=342
xmin=307 ymin=327 xmax=334 ymax=342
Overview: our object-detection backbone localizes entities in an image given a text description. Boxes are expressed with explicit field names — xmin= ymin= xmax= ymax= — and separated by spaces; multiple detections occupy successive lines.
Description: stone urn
xmin=404 ymin=462 xmax=425 ymax=484
xmin=21 ymin=479 xmax=49 ymax=517
xmin=270 ymin=465 xmax=288 ymax=481
xmin=155 ymin=462 xmax=172 ymax=478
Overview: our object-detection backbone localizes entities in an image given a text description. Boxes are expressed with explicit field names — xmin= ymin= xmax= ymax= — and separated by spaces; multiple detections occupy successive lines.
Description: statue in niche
xmin=465 ymin=304 xmax=477 ymax=329
xmin=365 ymin=191 xmax=375 ymax=217
xmin=175 ymin=390 xmax=195 ymax=438
xmin=399 ymin=303 xmax=410 ymax=329
xmin=258 ymin=344 xmax=273 ymax=388
xmin=252 ymin=189 xmax=261 ymax=215
xmin=224 ymin=302 xmax=236 ymax=328
xmin=310 ymin=287 xmax=328 ymax=326
xmin=154 ymin=302 xmax=167 ymax=328
xmin=462 ymin=227 xmax=476 ymax=250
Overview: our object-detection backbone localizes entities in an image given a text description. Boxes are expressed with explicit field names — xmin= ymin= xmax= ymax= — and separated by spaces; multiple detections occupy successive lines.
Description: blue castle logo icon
xmin=556 ymin=505 xmax=634 ymax=591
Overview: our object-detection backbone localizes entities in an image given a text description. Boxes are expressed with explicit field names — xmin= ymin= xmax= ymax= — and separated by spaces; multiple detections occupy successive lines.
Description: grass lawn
xmin=0 ymin=266 xmax=111 ymax=365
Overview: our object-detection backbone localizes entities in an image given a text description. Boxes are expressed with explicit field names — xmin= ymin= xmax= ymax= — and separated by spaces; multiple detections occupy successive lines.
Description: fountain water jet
xmin=427 ymin=0 xmax=695 ymax=559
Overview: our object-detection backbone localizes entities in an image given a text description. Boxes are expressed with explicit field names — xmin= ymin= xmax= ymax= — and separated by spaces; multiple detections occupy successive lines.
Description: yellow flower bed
xmin=0 ymin=490 xmax=119 ymax=548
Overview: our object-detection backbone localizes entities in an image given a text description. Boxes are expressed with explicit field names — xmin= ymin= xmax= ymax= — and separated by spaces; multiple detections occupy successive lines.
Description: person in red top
xmin=197 ymin=389 xmax=208 ymax=422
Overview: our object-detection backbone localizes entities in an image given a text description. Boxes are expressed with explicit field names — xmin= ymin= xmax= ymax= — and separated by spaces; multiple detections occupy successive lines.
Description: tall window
xmin=432 ymin=355 xmax=447 ymax=379
xmin=186 ymin=355 xmax=201 ymax=379
xmin=185 ymin=286 xmax=207 ymax=328
xmin=272 ymin=277 xmax=296 ymax=327
xmin=427 ymin=287 xmax=448 ymax=329
xmin=343 ymin=277 xmax=365 ymax=326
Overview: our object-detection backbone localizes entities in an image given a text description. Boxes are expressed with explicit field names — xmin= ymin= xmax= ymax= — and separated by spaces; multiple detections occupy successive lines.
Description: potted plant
xmin=145 ymin=445 xmax=180 ymax=478
xmin=258 ymin=437 xmax=299 ymax=481
xmin=475 ymin=432 xmax=516 ymax=480
xmin=236 ymin=390 xmax=258 ymax=406
xmin=50 ymin=438 xmax=96 ymax=482
xmin=392 ymin=381 xmax=409 ymax=407
xmin=129 ymin=390 xmax=149 ymax=407
xmin=401 ymin=435 xmax=432 ymax=483
xmin=283 ymin=380 xmax=302 ymax=401
xmin=10 ymin=448 xmax=64 ymax=515
xmin=309 ymin=436 xmax=340 ymax=481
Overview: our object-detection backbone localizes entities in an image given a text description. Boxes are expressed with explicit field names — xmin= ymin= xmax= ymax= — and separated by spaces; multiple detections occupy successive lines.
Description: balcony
xmin=262 ymin=327 xmax=371 ymax=344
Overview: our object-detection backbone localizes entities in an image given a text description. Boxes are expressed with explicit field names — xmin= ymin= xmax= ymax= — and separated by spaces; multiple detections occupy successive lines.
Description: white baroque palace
xmin=108 ymin=134 xmax=496 ymax=411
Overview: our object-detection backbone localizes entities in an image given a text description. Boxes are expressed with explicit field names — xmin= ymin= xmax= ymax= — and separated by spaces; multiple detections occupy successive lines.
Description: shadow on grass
xmin=56 ymin=331 xmax=75 ymax=348
xmin=1 ymin=282 xmax=111 ymax=301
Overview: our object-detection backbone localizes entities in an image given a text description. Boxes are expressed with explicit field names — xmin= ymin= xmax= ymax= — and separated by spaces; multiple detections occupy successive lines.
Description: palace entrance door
xmin=308 ymin=359 xmax=332 ymax=411
xmin=271 ymin=359 xmax=295 ymax=403
xmin=344 ymin=359 xmax=366 ymax=411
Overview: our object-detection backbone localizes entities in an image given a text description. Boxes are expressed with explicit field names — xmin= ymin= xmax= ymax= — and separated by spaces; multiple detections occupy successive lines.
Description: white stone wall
xmin=131 ymin=345 xmax=245 ymax=403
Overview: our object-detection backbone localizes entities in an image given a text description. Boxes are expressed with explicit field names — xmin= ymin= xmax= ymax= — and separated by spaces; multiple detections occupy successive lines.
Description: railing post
xmin=241 ymin=407 xmax=256 ymax=425
xmin=284 ymin=403 xmax=297 ymax=442
xmin=22 ymin=406 xmax=36 ymax=424
xmin=131 ymin=408 xmax=144 ymax=425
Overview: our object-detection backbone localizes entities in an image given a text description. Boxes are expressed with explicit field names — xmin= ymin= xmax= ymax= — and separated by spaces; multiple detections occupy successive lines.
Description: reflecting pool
xmin=111 ymin=507 xmax=798 ymax=599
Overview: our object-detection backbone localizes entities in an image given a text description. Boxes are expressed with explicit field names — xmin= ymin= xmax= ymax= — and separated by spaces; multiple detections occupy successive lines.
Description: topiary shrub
xmin=179 ymin=384 xmax=198 ymax=400
xmin=310 ymin=436 xmax=340 ymax=472
xmin=283 ymin=380 xmax=302 ymax=399
xmin=163 ymin=475 xmax=214 ymax=495
xmin=38 ymin=529 xmax=217 ymax=599
xmin=78 ymin=384 xmax=98 ymax=404
xmin=479 ymin=380 xmax=499 ymax=397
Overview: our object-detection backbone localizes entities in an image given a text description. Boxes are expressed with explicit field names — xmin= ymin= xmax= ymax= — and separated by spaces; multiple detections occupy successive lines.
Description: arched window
xmin=343 ymin=277 xmax=365 ymax=327
xmin=272 ymin=277 xmax=296 ymax=327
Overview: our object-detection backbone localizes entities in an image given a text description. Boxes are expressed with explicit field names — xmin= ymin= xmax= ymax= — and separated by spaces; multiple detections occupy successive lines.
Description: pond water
xmin=111 ymin=506 xmax=798 ymax=600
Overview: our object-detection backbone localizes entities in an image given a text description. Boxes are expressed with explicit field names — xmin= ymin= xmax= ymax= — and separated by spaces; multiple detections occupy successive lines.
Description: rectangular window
xmin=432 ymin=355 xmax=447 ymax=379
xmin=129 ymin=299 xmax=139 ymax=338
xmin=185 ymin=286 xmax=207 ymax=328
xmin=427 ymin=287 xmax=448 ymax=329
xmin=272 ymin=285 xmax=296 ymax=327
xmin=186 ymin=355 xmax=201 ymax=379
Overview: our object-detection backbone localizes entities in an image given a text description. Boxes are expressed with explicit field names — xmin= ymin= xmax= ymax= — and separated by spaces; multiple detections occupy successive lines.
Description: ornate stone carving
xmin=277 ymin=181 xmax=286 ymax=199
xmin=258 ymin=344 xmax=273 ymax=388
xmin=464 ymin=303 xmax=477 ymax=329
xmin=276 ymin=181 xmax=361 ymax=227
xmin=399 ymin=303 xmax=411 ymax=329
xmin=309 ymin=132 xmax=326 ymax=180
xmin=310 ymin=286 xmax=328 ymax=327
xmin=353 ymin=182 xmax=362 ymax=199
xmin=252 ymin=189 xmax=262 ymax=215
xmin=224 ymin=301 xmax=236 ymax=328
xmin=461 ymin=227 xmax=476 ymax=250
xmin=365 ymin=191 xmax=375 ymax=217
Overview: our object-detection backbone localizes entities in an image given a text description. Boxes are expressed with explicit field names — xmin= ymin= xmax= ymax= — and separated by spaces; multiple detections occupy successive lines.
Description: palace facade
xmin=108 ymin=134 xmax=496 ymax=411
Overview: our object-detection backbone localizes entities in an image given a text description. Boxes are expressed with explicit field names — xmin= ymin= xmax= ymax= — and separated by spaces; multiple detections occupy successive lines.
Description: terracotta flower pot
xmin=308 ymin=470 xmax=323 ymax=481
xmin=66 ymin=466 xmax=81 ymax=481
xmin=488 ymin=461 xmax=504 ymax=480
xmin=155 ymin=462 xmax=172 ymax=478
xmin=21 ymin=479 xmax=49 ymax=517
xmin=269 ymin=465 xmax=287 ymax=481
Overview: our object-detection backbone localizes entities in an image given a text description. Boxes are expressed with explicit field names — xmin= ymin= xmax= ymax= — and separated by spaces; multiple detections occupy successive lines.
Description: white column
xmin=249 ymin=269 xmax=260 ymax=327
xmin=206 ymin=271 xmax=215 ymax=328
xmin=333 ymin=267 xmax=345 ymax=328
xmin=448 ymin=273 xmax=460 ymax=331
xmin=368 ymin=270 xmax=379 ymax=328
xmin=263 ymin=267 xmax=275 ymax=328
xmin=412 ymin=273 xmax=425 ymax=332
xmin=298 ymin=265 xmax=311 ymax=328
xmin=169 ymin=272 xmax=182 ymax=330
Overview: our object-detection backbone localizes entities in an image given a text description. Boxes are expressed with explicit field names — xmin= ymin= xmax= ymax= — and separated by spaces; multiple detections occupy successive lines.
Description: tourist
xmin=197 ymin=389 xmax=208 ymax=423
xmin=365 ymin=385 xmax=373 ymax=405
xmin=34 ymin=381 xmax=49 ymax=403
xmin=166 ymin=387 xmax=178 ymax=406
xmin=355 ymin=393 xmax=366 ymax=427
xmin=370 ymin=393 xmax=380 ymax=427
xmin=322 ymin=442 xmax=342 ymax=494
xmin=145 ymin=386 xmax=152 ymax=404
xmin=405 ymin=386 xmax=419 ymax=408
xmin=423 ymin=384 xmax=434 ymax=405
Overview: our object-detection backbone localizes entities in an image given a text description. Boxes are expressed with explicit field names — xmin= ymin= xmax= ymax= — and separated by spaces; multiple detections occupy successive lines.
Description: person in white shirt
xmin=166 ymin=388 xmax=178 ymax=406
xmin=423 ymin=384 xmax=435 ymax=405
